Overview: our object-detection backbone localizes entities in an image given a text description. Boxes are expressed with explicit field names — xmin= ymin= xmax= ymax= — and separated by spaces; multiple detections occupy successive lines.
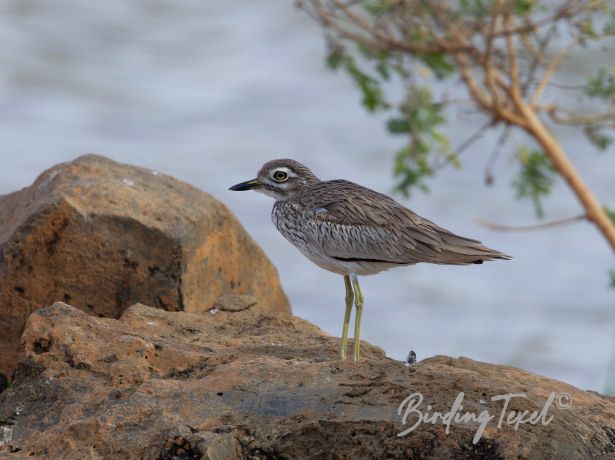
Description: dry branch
xmin=301 ymin=0 xmax=615 ymax=254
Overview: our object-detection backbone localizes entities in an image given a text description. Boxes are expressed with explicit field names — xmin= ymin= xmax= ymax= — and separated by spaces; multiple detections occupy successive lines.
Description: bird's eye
xmin=272 ymin=170 xmax=288 ymax=182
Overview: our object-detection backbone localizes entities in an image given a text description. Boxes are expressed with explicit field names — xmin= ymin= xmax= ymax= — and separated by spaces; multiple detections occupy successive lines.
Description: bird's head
xmin=229 ymin=159 xmax=320 ymax=200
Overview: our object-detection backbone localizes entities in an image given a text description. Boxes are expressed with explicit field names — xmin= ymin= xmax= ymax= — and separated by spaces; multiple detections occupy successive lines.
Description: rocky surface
xmin=0 ymin=155 xmax=290 ymax=380
xmin=0 ymin=302 xmax=613 ymax=459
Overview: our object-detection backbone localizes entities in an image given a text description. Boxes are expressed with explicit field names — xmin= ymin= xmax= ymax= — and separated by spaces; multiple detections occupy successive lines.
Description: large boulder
xmin=0 ymin=155 xmax=290 ymax=380
xmin=0 ymin=302 xmax=613 ymax=459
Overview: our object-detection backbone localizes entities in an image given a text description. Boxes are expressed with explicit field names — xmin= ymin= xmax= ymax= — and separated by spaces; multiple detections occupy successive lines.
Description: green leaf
xmin=432 ymin=131 xmax=450 ymax=154
xmin=389 ymin=85 xmax=451 ymax=195
xmin=605 ymin=205 xmax=615 ymax=289
xmin=417 ymin=52 xmax=456 ymax=79
xmin=458 ymin=0 xmax=489 ymax=19
xmin=361 ymin=0 xmax=394 ymax=16
xmin=357 ymin=43 xmax=393 ymax=80
xmin=512 ymin=0 xmax=535 ymax=15
xmin=393 ymin=146 xmax=434 ymax=197
xmin=585 ymin=126 xmax=613 ymax=151
xmin=387 ymin=117 xmax=410 ymax=134
xmin=404 ymin=87 xmax=446 ymax=132
xmin=585 ymin=68 xmax=615 ymax=103
xmin=326 ymin=45 xmax=345 ymax=71
xmin=512 ymin=148 xmax=556 ymax=218
xmin=339 ymin=54 xmax=390 ymax=112
xmin=579 ymin=19 xmax=597 ymax=38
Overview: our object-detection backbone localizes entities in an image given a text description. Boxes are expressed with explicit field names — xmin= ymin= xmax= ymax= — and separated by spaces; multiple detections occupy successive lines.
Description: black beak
xmin=229 ymin=178 xmax=261 ymax=191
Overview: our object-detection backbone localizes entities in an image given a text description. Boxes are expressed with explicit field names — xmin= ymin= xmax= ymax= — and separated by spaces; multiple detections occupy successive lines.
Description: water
xmin=0 ymin=0 xmax=613 ymax=392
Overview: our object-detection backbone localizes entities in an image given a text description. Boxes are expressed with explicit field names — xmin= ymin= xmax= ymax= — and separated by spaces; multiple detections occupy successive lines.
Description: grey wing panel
xmin=302 ymin=181 xmax=444 ymax=246
xmin=298 ymin=181 xmax=444 ymax=262
xmin=301 ymin=212 xmax=441 ymax=264
xmin=289 ymin=180 xmax=509 ymax=265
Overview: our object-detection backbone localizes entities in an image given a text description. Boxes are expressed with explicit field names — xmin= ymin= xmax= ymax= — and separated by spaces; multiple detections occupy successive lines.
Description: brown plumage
xmin=275 ymin=178 xmax=510 ymax=272
xmin=230 ymin=159 xmax=511 ymax=361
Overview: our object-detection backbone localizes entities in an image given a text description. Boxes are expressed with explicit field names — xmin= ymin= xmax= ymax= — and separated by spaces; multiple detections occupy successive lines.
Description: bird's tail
xmin=430 ymin=229 xmax=511 ymax=265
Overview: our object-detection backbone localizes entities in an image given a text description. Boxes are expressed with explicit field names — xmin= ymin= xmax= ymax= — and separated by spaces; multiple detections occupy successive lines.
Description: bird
xmin=230 ymin=159 xmax=511 ymax=362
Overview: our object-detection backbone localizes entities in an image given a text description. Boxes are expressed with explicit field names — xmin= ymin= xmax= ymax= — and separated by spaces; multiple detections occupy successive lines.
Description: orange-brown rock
xmin=0 ymin=155 xmax=290 ymax=380
xmin=0 ymin=302 xmax=613 ymax=459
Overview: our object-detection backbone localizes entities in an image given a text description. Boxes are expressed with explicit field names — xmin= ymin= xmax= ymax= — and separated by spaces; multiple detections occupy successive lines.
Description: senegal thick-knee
xmin=230 ymin=159 xmax=510 ymax=362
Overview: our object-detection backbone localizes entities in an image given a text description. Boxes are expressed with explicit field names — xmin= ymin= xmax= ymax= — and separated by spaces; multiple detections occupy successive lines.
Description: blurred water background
xmin=0 ymin=0 xmax=614 ymax=393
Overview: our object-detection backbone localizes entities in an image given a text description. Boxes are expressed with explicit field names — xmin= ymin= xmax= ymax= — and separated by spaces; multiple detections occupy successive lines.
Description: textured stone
xmin=0 ymin=155 xmax=290 ymax=380
xmin=211 ymin=294 xmax=259 ymax=313
xmin=0 ymin=302 xmax=613 ymax=459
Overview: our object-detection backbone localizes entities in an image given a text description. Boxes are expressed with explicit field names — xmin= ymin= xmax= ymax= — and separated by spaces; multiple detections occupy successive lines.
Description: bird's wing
xmin=297 ymin=180 xmax=509 ymax=265
xmin=296 ymin=180 xmax=443 ymax=263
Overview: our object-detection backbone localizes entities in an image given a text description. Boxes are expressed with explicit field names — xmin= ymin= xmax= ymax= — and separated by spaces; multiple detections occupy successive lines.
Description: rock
xmin=0 ymin=155 xmax=290 ymax=380
xmin=211 ymin=294 xmax=259 ymax=313
xmin=1 ymin=302 xmax=613 ymax=459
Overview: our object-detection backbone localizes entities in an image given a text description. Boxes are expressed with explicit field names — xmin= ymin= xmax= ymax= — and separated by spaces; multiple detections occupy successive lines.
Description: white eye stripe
xmin=271 ymin=167 xmax=296 ymax=177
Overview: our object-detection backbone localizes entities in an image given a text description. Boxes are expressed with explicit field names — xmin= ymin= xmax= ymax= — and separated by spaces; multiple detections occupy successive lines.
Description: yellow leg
xmin=351 ymin=275 xmax=364 ymax=362
xmin=340 ymin=275 xmax=354 ymax=360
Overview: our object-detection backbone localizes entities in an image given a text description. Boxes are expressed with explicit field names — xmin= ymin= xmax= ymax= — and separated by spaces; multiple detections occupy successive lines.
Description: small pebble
xmin=404 ymin=350 xmax=417 ymax=368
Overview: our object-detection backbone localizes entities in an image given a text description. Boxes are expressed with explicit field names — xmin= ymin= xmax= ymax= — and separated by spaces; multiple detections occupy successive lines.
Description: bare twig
xmin=432 ymin=119 xmax=492 ymax=169
xmin=476 ymin=214 xmax=586 ymax=231
xmin=327 ymin=0 xmax=468 ymax=54
xmin=519 ymin=33 xmax=549 ymax=67
xmin=530 ymin=38 xmax=579 ymax=106
xmin=453 ymin=120 xmax=492 ymax=156
xmin=547 ymin=81 xmax=585 ymax=90
xmin=504 ymin=14 xmax=523 ymax=105
xmin=484 ymin=125 xmax=512 ymax=185
xmin=483 ymin=7 xmax=506 ymax=113
xmin=521 ymin=19 xmax=559 ymax=97
xmin=541 ymin=106 xmax=615 ymax=126
xmin=454 ymin=52 xmax=493 ymax=112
